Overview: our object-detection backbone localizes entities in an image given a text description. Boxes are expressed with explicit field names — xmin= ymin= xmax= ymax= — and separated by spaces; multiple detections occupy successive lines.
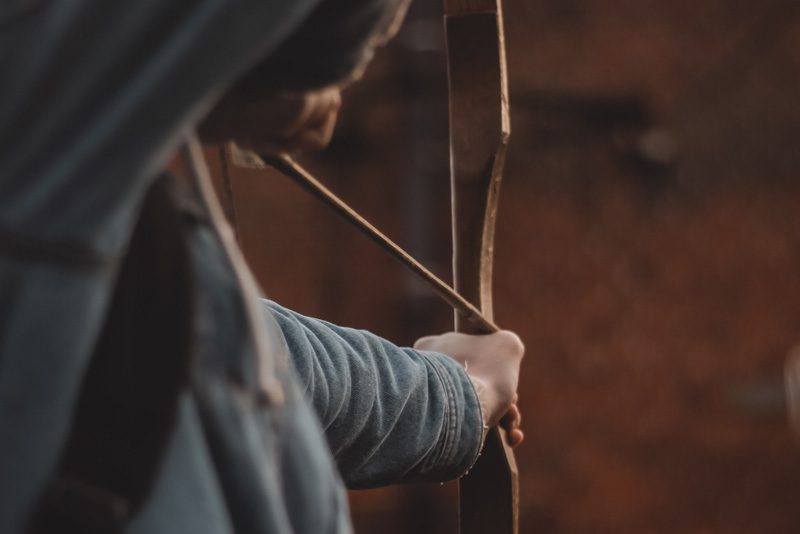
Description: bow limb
xmin=444 ymin=1 xmax=519 ymax=533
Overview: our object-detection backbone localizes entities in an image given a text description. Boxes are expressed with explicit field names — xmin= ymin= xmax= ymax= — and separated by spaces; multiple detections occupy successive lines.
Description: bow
xmin=444 ymin=1 xmax=518 ymax=533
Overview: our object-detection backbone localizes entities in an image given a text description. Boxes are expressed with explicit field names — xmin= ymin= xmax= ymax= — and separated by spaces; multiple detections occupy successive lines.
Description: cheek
xmin=200 ymin=92 xmax=309 ymax=143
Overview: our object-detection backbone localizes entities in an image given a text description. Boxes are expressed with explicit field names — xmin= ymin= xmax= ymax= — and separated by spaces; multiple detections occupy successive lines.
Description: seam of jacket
xmin=418 ymin=351 xmax=460 ymax=474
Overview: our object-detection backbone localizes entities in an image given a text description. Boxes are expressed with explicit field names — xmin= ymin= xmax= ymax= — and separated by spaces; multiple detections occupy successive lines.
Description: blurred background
xmin=207 ymin=0 xmax=800 ymax=532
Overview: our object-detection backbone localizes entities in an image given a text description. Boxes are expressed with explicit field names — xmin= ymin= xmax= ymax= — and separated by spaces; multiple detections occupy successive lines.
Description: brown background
xmin=209 ymin=0 xmax=800 ymax=532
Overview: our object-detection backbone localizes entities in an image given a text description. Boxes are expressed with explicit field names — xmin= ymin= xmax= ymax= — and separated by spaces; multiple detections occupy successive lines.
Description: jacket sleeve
xmin=261 ymin=299 xmax=484 ymax=488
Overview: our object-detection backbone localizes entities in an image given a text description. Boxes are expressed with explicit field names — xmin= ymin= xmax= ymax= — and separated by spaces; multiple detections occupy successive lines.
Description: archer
xmin=0 ymin=1 xmax=523 ymax=532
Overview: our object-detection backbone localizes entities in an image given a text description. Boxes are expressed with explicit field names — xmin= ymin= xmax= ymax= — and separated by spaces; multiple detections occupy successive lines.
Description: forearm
xmin=262 ymin=299 xmax=483 ymax=488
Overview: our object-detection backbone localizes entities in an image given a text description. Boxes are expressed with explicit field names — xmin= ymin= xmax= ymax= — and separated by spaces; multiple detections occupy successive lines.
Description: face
xmin=199 ymin=86 xmax=342 ymax=155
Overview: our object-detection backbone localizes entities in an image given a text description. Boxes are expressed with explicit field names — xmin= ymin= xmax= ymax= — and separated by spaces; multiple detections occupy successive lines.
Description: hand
xmin=199 ymin=86 xmax=342 ymax=155
xmin=414 ymin=331 xmax=525 ymax=447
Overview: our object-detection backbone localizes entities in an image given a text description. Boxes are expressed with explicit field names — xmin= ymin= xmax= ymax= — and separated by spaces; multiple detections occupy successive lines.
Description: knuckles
xmin=495 ymin=330 xmax=525 ymax=360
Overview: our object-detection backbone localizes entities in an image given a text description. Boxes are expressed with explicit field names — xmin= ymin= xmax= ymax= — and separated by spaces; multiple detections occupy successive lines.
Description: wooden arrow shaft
xmin=263 ymin=154 xmax=499 ymax=335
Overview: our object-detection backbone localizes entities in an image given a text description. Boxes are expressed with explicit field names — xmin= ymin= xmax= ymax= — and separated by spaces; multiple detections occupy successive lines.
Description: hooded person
xmin=0 ymin=1 xmax=523 ymax=533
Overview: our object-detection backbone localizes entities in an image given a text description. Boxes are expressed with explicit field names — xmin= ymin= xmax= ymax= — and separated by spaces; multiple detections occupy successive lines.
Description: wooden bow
xmin=444 ymin=1 xmax=518 ymax=533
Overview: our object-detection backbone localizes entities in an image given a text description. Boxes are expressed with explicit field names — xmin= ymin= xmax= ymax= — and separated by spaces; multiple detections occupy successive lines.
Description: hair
xmin=234 ymin=0 xmax=411 ymax=95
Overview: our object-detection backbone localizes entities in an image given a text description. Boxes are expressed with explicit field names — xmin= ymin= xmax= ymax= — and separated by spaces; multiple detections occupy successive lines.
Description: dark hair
xmin=236 ymin=0 xmax=408 ymax=94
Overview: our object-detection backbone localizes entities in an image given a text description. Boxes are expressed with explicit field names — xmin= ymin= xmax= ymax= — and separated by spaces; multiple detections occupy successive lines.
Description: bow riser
xmin=445 ymin=2 xmax=519 ymax=533
xmin=445 ymin=6 xmax=510 ymax=327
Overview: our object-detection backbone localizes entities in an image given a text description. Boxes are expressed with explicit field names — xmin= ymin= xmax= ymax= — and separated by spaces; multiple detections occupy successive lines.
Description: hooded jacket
xmin=0 ymin=2 xmax=482 ymax=532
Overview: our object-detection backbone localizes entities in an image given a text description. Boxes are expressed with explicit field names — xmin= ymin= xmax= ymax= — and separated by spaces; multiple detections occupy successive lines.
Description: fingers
xmin=508 ymin=428 xmax=524 ymax=448
xmin=501 ymin=403 xmax=521 ymax=430
xmin=497 ymin=330 xmax=526 ymax=361
xmin=282 ymin=88 xmax=341 ymax=151
xmin=500 ymin=402 xmax=524 ymax=448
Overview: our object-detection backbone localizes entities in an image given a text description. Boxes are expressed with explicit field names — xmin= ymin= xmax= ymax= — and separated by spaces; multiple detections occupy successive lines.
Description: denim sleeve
xmin=261 ymin=300 xmax=483 ymax=488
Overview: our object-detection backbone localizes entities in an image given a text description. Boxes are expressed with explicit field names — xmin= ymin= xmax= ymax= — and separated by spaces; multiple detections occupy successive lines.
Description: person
xmin=0 ymin=1 xmax=524 ymax=533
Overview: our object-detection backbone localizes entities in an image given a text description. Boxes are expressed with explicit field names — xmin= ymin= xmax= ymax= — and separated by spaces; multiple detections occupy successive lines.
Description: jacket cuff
xmin=417 ymin=350 xmax=484 ymax=481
